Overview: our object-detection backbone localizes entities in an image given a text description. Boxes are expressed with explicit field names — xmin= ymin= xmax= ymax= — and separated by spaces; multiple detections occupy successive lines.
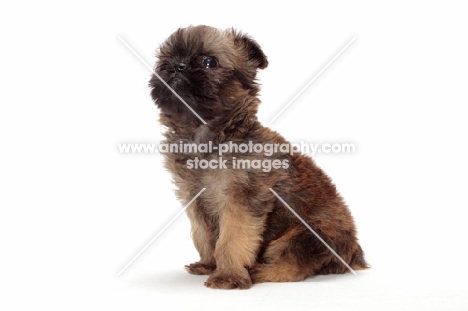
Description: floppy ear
xmin=233 ymin=31 xmax=269 ymax=69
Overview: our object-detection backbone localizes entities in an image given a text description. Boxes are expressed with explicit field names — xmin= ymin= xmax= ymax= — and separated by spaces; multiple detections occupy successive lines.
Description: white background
xmin=1 ymin=1 xmax=467 ymax=310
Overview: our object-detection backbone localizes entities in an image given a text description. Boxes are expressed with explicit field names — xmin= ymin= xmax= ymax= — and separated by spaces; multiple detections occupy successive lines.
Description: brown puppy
xmin=149 ymin=25 xmax=368 ymax=289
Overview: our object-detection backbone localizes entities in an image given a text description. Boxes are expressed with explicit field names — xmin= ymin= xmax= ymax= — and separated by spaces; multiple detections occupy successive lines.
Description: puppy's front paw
xmin=185 ymin=262 xmax=216 ymax=275
xmin=204 ymin=271 xmax=252 ymax=289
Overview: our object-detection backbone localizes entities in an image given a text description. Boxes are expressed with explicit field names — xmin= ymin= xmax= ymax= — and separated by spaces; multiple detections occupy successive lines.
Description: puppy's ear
xmin=233 ymin=32 xmax=268 ymax=69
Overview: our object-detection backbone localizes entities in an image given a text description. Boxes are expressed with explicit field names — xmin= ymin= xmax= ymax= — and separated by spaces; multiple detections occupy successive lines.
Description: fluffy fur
xmin=149 ymin=25 xmax=368 ymax=289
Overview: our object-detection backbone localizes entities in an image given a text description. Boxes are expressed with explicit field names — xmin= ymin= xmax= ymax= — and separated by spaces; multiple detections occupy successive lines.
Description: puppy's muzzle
xmin=176 ymin=63 xmax=186 ymax=72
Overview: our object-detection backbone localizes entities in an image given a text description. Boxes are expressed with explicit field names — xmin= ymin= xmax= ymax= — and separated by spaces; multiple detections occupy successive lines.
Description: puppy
xmin=149 ymin=25 xmax=368 ymax=289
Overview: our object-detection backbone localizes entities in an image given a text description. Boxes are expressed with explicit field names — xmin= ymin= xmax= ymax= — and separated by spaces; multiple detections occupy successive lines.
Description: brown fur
xmin=149 ymin=25 xmax=368 ymax=289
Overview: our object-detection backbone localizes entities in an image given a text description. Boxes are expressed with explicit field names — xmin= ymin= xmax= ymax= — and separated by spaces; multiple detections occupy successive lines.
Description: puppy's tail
xmin=350 ymin=244 xmax=370 ymax=270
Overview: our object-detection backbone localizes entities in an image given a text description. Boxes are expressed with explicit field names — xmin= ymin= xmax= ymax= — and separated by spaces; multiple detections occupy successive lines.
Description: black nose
xmin=177 ymin=63 xmax=186 ymax=72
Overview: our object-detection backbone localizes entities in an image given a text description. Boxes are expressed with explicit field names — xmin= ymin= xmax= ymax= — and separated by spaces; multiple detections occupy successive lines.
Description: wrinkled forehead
xmin=158 ymin=26 xmax=238 ymax=67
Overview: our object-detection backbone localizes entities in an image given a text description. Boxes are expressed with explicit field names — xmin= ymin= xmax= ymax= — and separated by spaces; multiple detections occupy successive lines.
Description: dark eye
xmin=202 ymin=56 xmax=218 ymax=69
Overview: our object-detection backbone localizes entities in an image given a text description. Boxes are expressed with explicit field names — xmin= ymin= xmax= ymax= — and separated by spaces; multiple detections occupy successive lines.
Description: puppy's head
xmin=149 ymin=25 xmax=268 ymax=123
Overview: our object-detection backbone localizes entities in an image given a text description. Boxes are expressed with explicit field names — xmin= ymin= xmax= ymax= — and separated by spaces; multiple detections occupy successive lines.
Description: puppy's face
xmin=149 ymin=25 xmax=268 ymax=122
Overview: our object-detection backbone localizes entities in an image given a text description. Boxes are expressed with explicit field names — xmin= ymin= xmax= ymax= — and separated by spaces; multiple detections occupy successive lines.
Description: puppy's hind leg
xmin=250 ymin=228 xmax=316 ymax=283
xmin=251 ymin=228 xmax=364 ymax=282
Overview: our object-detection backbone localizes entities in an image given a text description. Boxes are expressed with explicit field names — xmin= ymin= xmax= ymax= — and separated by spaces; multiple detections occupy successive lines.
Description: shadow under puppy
xmin=149 ymin=25 xmax=368 ymax=289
